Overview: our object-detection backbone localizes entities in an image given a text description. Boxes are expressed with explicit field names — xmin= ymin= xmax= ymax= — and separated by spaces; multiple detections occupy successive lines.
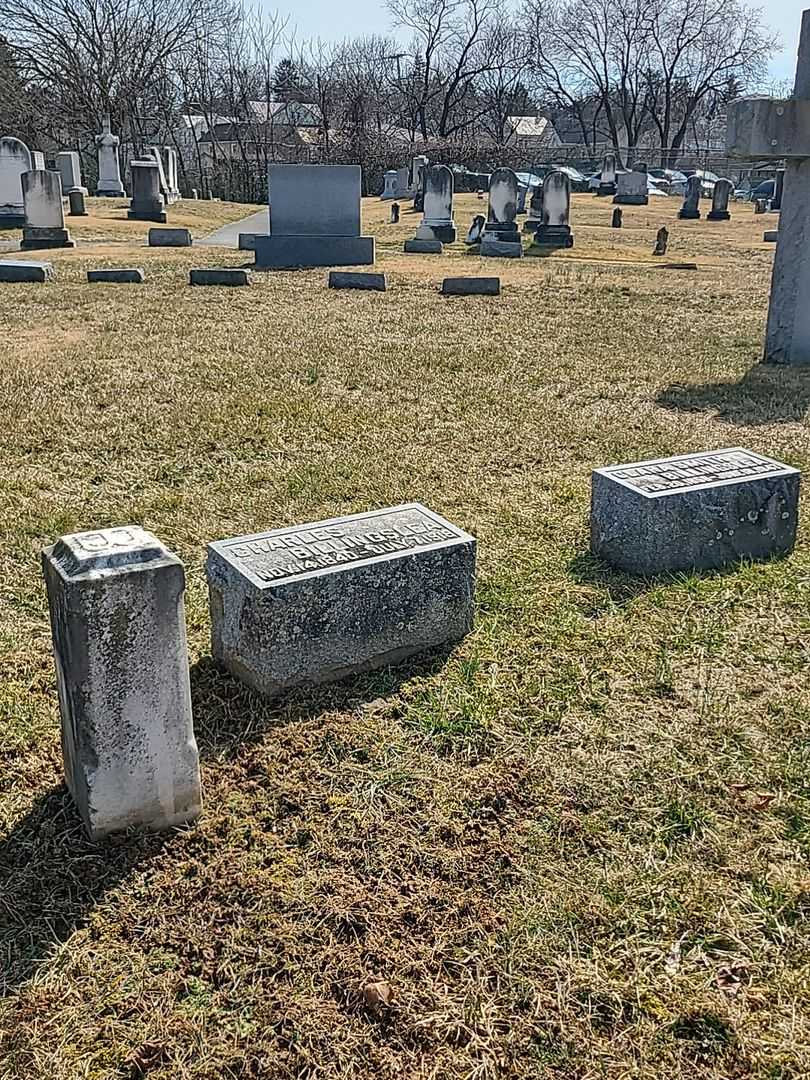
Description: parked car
xmin=750 ymin=179 xmax=775 ymax=201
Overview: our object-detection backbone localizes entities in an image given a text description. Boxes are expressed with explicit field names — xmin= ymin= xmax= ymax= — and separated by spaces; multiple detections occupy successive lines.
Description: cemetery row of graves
xmin=0 ymin=14 xmax=809 ymax=1077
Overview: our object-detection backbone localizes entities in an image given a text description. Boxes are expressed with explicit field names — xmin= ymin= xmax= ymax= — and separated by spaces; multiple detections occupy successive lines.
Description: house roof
xmin=508 ymin=116 xmax=555 ymax=139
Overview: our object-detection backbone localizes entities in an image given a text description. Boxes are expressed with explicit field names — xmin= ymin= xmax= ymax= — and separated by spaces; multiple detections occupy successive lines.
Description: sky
xmin=269 ymin=0 xmax=805 ymax=84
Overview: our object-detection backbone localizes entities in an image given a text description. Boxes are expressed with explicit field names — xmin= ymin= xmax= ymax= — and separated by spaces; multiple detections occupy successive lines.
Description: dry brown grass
xmin=0 ymin=192 xmax=808 ymax=1080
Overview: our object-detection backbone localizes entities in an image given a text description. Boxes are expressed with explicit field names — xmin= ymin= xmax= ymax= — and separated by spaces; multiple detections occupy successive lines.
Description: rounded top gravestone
xmin=0 ymin=136 xmax=33 ymax=225
xmin=542 ymin=170 xmax=570 ymax=227
xmin=487 ymin=168 xmax=519 ymax=226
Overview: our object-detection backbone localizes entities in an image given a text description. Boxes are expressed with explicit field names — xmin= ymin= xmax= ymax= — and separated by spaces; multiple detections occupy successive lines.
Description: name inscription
xmin=608 ymin=449 xmax=786 ymax=495
xmin=222 ymin=506 xmax=461 ymax=583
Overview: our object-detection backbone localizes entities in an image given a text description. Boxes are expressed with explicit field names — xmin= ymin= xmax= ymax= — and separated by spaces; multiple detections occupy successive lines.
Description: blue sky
xmin=272 ymin=0 xmax=804 ymax=83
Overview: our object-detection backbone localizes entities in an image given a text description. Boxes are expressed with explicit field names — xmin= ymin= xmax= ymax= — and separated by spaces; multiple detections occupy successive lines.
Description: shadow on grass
xmin=0 ymin=647 xmax=455 ymax=995
xmin=568 ymin=551 xmax=656 ymax=607
xmin=657 ymin=363 xmax=810 ymax=426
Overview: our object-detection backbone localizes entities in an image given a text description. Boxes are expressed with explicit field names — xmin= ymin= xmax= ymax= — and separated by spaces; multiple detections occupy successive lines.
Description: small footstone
xmin=660 ymin=262 xmax=698 ymax=270
xmin=87 ymin=267 xmax=145 ymax=283
xmin=591 ymin=448 xmax=800 ymax=576
xmin=763 ymin=230 xmax=779 ymax=243
xmin=442 ymin=276 xmax=500 ymax=296
xmin=0 ymin=259 xmax=53 ymax=282
xmin=41 ymin=526 xmax=202 ymax=839
xmin=328 ymin=271 xmax=387 ymax=291
xmin=206 ymin=503 xmax=476 ymax=697
xmin=189 ymin=268 xmax=250 ymax=286
xmin=68 ymin=190 xmax=88 ymax=216
xmin=148 ymin=227 xmax=192 ymax=247
xmin=479 ymin=237 xmax=522 ymax=258
xmin=404 ymin=238 xmax=443 ymax=254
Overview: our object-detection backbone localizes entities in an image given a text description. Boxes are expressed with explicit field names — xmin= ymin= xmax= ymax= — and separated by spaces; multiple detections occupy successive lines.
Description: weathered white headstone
xmin=42 ymin=525 xmax=202 ymax=839
xmin=708 ymin=178 xmax=733 ymax=221
xmin=414 ymin=164 xmax=455 ymax=243
xmin=678 ymin=174 xmax=702 ymax=219
xmin=482 ymin=168 xmax=522 ymax=257
xmin=599 ymin=153 xmax=617 ymax=195
xmin=529 ymin=169 xmax=573 ymax=250
xmin=726 ymin=8 xmax=810 ymax=363
xmin=127 ymin=160 xmax=167 ymax=222
xmin=95 ymin=114 xmax=126 ymax=197
xmin=21 ymin=170 xmax=75 ymax=249
xmin=592 ymin=448 xmax=800 ymax=575
xmin=207 ymin=504 xmax=476 ymax=697
xmin=56 ymin=151 xmax=88 ymax=195
xmin=0 ymin=136 xmax=32 ymax=227
xmin=613 ymin=169 xmax=648 ymax=206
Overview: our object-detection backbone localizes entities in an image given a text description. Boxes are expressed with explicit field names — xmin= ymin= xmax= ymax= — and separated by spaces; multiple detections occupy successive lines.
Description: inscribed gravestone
xmin=56 ymin=151 xmax=87 ymax=195
xmin=726 ymin=7 xmax=810 ymax=364
xmin=678 ymin=174 xmax=702 ymax=219
xmin=254 ymin=164 xmax=374 ymax=268
xmin=708 ymin=178 xmax=733 ymax=221
xmin=42 ymin=526 xmax=202 ymax=839
xmin=0 ymin=136 xmax=32 ymax=227
xmin=482 ymin=168 xmax=521 ymax=257
xmin=613 ymin=169 xmax=648 ymax=206
xmin=21 ymin=170 xmax=74 ymax=249
xmin=591 ymin=448 xmax=800 ymax=575
xmin=414 ymin=164 xmax=455 ymax=243
xmin=206 ymin=504 xmax=476 ymax=697
xmin=599 ymin=153 xmax=617 ymax=195
xmin=127 ymin=160 xmax=167 ymax=222
xmin=529 ymin=169 xmax=573 ymax=250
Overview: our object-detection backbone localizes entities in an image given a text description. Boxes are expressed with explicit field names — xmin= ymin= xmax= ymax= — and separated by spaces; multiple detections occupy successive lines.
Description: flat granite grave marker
xmin=189 ymin=267 xmax=248 ymax=286
xmin=206 ymin=503 xmax=476 ymax=697
xmin=442 ymin=276 xmax=500 ymax=296
xmin=591 ymin=448 xmax=800 ymax=575
xmin=87 ymin=267 xmax=145 ymax=283
xmin=0 ymin=259 xmax=53 ymax=282
xmin=328 ymin=270 xmax=387 ymax=291
xmin=404 ymin=237 xmax=443 ymax=254
xmin=42 ymin=526 xmax=202 ymax=839
xmin=148 ymin=227 xmax=191 ymax=247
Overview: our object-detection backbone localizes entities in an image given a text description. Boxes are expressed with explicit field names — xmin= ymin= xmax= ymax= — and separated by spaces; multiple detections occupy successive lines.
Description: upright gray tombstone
xmin=381 ymin=170 xmax=398 ymax=199
xmin=42 ymin=526 xmax=202 ymax=839
xmin=95 ymin=114 xmax=126 ymax=197
xmin=411 ymin=154 xmax=429 ymax=210
xmin=726 ymin=8 xmax=810 ymax=364
xmin=206 ymin=504 xmax=476 ymax=697
xmin=21 ymin=170 xmax=75 ymax=249
xmin=678 ymin=174 xmax=702 ymax=219
xmin=253 ymin=164 xmax=374 ymax=269
xmin=0 ymin=136 xmax=33 ymax=227
xmin=127 ymin=160 xmax=167 ymax=222
xmin=481 ymin=168 xmax=522 ymax=257
xmin=68 ymin=189 xmax=88 ymax=216
xmin=598 ymin=153 xmax=618 ymax=196
xmin=528 ymin=169 xmax=573 ymax=250
xmin=708 ymin=178 xmax=733 ymax=221
xmin=56 ymin=151 xmax=88 ymax=195
xmin=414 ymin=164 xmax=456 ymax=243
xmin=31 ymin=151 xmax=45 ymax=170
xmin=146 ymin=146 xmax=171 ymax=205
xmin=613 ymin=169 xmax=648 ymax=205
xmin=591 ymin=448 xmax=800 ymax=576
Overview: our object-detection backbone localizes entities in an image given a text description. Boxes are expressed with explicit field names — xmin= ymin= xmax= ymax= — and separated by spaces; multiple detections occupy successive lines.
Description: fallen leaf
xmin=716 ymin=962 xmax=749 ymax=998
xmin=361 ymin=980 xmax=394 ymax=1009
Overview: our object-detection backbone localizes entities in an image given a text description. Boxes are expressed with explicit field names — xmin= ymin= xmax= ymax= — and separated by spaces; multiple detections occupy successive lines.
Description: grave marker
xmin=254 ymin=164 xmax=374 ymax=269
xmin=206 ymin=504 xmax=476 ymax=697
xmin=678 ymin=174 xmax=702 ymax=219
xmin=528 ymin=169 xmax=573 ymax=251
xmin=128 ymin=160 xmax=167 ymax=222
xmin=598 ymin=153 xmax=617 ymax=196
xmin=591 ymin=448 xmax=800 ymax=575
xmin=613 ymin=169 xmax=648 ymax=206
xmin=708 ymin=178 xmax=733 ymax=220
xmin=56 ymin=151 xmax=88 ymax=195
xmin=482 ymin=168 xmax=522 ymax=257
xmin=42 ymin=526 xmax=202 ymax=839
xmin=95 ymin=114 xmax=126 ymax=197
xmin=413 ymin=164 xmax=456 ymax=243
xmin=726 ymin=9 xmax=810 ymax=364
xmin=21 ymin=170 xmax=75 ymax=249
xmin=0 ymin=136 xmax=32 ymax=227
xmin=0 ymin=259 xmax=53 ymax=282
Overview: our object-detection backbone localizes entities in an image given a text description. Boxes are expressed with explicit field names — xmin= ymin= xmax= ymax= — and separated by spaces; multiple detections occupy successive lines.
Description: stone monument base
xmin=254 ymin=234 xmax=374 ymax=269
xmin=0 ymin=212 xmax=26 ymax=229
xmin=480 ymin=237 xmax=523 ymax=259
xmin=678 ymin=209 xmax=701 ymax=220
xmin=405 ymin=238 xmax=443 ymax=254
xmin=707 ymin=210 xmax=731 ymax=221
xmin=484 ymin=224 xmax=520 ymax=243
xmin=522 ymin=218 xmax=542 ymax=233
xmin=128 ymin=206 xmax=167 ymax=223
xmin=528 ymin=225 xmax=573 ymax=251
xmin=97 ymin=186 xmax=126 ymax=197
xmin=613 ymin=194 xmax=648 ymax=205
xmin=422 ymin=223 xmax=456 ymax=243
xmin=21 ymin=226 xmax=75 ymax=250
xmin=597 ymin=183 xmax=617 ymax=196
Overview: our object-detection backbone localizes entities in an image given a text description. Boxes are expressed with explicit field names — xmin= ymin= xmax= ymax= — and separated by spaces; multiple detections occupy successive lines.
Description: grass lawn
xmin=0 ymin=192 xmax=808 ymax=1079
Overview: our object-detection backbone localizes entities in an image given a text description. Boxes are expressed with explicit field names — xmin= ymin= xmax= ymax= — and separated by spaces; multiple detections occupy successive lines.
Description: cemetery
xmin=0 ymin=9 xmax=809 ymax=1078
